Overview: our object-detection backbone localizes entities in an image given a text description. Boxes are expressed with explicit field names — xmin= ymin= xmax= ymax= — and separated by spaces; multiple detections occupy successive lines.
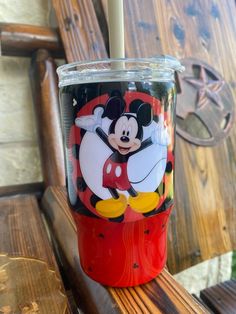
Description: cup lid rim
xmin=57 ymin=55 xmax=185 ymax=77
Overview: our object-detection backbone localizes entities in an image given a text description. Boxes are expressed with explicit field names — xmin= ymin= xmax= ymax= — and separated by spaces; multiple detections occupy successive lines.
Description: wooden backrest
xmin=35 ymin=0 xmax=236 ymax=275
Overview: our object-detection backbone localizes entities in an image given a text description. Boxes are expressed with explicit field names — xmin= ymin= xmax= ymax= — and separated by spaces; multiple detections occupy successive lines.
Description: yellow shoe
xmin=129 ymin=192 xmax=159 ymax=214
xmin=96 ymin=194 xmax=127 ymax=218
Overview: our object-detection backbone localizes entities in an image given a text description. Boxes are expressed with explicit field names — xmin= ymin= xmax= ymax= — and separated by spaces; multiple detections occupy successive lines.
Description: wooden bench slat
xmin=52 ymin=0 xmax=107 ymax=62
xmin=0 ymin=22 xmax=64 ymax=58
xmin=0 ymin=194 xmax=71 ymax=313
xmin=42 ymin=186 xmax=208 ymax=314
xmin=200 ymin=280 xmax=236 ymax=314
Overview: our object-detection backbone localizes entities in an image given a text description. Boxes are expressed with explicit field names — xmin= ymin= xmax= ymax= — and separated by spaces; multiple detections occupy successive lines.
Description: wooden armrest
xmin=42 ymin=186 xmax=208 ymax=313
xmin=0 ymin=194 xmax=71 ymax=313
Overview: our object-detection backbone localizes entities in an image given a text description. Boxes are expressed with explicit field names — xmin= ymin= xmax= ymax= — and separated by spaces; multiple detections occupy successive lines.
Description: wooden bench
xmin=0 ymin=0 xmax=236 ymax=313
xmin=0 ymin=192 xmax=72 ymax=313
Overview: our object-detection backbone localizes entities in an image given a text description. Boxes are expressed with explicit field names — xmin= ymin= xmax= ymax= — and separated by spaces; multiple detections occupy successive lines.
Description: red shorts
xmin=103 ymin=158 xmax=131 ymax=191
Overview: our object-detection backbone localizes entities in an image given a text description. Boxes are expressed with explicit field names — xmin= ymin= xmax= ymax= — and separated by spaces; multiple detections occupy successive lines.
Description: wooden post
xmin=30 ymin=49 xmax=65 ymax=187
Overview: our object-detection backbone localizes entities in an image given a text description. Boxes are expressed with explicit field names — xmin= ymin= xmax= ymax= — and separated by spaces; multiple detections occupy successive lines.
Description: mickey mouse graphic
xmin=75 ymin=95 xmax=170 ymax=219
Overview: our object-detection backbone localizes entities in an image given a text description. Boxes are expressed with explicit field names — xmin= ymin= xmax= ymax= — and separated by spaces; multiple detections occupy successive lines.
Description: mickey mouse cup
xmin=57 ymin=57 xmax=184 ymax=287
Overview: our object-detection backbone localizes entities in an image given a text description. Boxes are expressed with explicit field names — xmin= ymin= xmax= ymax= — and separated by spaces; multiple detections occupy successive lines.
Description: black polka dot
xmin=165 ymin=161 xmax=173 ymax=173
xmin=67 ymin=188 xmax=99 ymax=218
xmin=144 ymin=229 xmax=150 ymax=234
xmin=77 ymin=177 xmax=87 ymax=192
xmin=74 ymin=201 xmax=83 ymax=212
xmin=133 ymin=263 xmax=139 ymax=269
xmin=80 ymin=129 xmax=86 ymax=138
xmin=72 ymin=144 xmax=80 ymax=159
xmin=90 ymin=194 xmax=102 ymax=208
xmin=98 ymin=233 xmax=105 ymax=238
xmin=153 ymin=115 xmax=159 ymax=123
xmin=74 ymin=205 xmax=99 ymax=218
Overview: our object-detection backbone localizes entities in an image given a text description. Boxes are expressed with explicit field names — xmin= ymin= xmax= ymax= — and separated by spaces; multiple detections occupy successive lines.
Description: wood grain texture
xmin=200 ymin=279 xmax=236 ymax=313
xmin=0 ymin=194 xmax=71 ymax=313
xmin=52 ymin=0 xmax=107 ymax=62
xmin=42 ymin=186 xmax=208 ymax=314
xmin=101 ymin=0 xmax=162 ymax=57
xmin=100 ymin=0 xmax=236 ymax=273
xmin=30 ymin=49 xmax=65 ymax=188
xmin=0 ymin=23 xmax=64 ymax=58
xmin=152 ymin=0 xmax=236 ymax=273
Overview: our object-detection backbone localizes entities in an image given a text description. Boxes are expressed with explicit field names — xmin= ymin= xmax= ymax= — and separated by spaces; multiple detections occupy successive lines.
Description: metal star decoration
xmin=184 ymin=65 xmax=225 ymax=110
xmin=176 ymin=58 xmax=234 ymax=146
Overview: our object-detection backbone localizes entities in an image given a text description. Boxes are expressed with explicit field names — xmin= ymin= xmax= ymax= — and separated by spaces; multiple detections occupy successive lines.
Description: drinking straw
xmin=108 ymin=0 xmax=125 ymax=60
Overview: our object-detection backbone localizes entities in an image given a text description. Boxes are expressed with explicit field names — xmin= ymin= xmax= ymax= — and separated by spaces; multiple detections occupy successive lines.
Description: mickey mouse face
xmin=108 ymin=115 xmax=141 ymax=155
xmin=103 ymin=96 xmax=153 ymax=155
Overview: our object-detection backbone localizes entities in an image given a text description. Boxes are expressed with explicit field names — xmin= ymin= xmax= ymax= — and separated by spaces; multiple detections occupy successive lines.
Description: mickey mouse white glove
xmin=75 ymin=107 xmax=104 ymax=132
xmin=151 ymin=114 xmax=171 ymax=146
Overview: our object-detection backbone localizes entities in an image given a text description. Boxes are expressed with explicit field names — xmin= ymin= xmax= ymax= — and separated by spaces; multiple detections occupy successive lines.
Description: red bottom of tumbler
xmin=73 ymin=208 xmax=171 ymax=287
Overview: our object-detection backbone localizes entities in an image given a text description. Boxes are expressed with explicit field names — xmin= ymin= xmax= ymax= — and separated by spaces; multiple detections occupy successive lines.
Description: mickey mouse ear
xmin=129 ymin=99 xmax=144 ymax=113
xmin=130 ymin=99 xmax=153 ymax=126
xmin=103 ymin=96 xmax=125 ymax=120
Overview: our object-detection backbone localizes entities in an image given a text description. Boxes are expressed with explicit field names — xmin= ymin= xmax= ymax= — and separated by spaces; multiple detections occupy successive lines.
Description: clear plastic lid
xmin=57 ymin=55 xmax=185 ymax=87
